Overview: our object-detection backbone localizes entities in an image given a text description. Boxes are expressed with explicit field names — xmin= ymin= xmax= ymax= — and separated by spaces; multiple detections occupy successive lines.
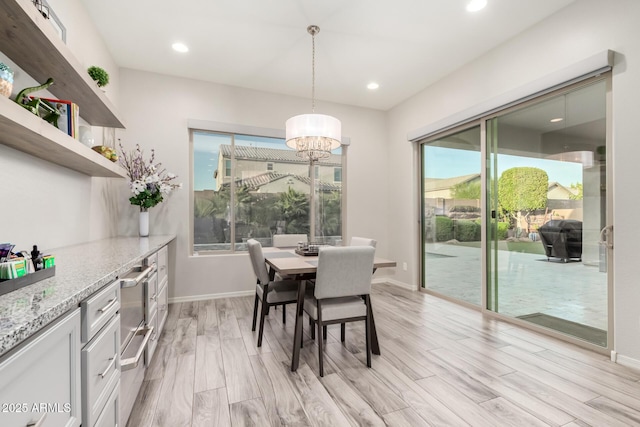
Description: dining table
xmin=263 ymin=247 xmax=397 ymax=371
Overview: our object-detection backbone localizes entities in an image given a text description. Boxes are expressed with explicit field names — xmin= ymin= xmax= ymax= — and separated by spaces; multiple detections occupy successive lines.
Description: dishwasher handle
xmin=121 ymin=264 xmax=155 ymax=288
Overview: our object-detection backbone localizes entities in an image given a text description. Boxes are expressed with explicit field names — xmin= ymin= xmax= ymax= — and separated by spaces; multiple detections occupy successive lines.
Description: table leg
xmin=291 ymin=279 xmax=306 ymax=371
xmin=369 ymin=298 xmax=380 ymax=355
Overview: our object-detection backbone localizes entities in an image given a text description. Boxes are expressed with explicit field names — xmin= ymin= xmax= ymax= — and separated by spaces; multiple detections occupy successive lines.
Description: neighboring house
xmin=424 ymin=173 xmax=480 ymax=199
xmin=214 ymin=144 xmax=341 ymax=191
xmin=547 ymin=181 xmax=580 ymax=199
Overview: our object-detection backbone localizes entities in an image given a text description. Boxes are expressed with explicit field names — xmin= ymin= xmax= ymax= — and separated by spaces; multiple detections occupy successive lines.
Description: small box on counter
xmin=0 ymin=243 xmax=56 ymax=297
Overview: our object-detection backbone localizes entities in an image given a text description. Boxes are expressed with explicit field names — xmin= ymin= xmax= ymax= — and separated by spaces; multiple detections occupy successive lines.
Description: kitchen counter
xmin=0 ymin=235 xmax=175 ymax=357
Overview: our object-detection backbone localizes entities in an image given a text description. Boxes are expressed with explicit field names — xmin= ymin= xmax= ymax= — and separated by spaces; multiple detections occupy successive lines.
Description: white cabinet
xmin=144 ymin=245 xmax=169 ymax=367
xmin=81 ymin=314 xmax=120 ymax=427
xmin=0 ymin=309 xmax=82 ymax=427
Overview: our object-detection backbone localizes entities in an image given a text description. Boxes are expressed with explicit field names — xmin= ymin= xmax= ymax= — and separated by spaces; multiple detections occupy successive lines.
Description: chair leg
xmin=310 ymin=317 xmax=315 ymax=340
xmin=365 ymin=295 xmax=372 ymax=368
xmin=282 ymin=304 xmax=286 ymax=324
xmin=317 ymin=301 xmax=324 ymax=377
xmin=257 ymin=297 xmax=268 ymax=347
xmin=251 ymin=294 xmax=259 ymax=331
xmin=323 ymin=325 xmax=327 ymax=340
xmin=341 ymin=323 xmax=346 ymax=343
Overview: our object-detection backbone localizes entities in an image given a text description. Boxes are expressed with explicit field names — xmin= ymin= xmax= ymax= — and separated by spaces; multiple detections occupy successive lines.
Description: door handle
xmin=599 ymin=225 xmax=613 ymax=249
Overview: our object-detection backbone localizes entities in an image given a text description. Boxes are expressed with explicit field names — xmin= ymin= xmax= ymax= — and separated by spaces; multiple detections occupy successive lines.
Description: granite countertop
xmin=0 ymin=235 xmax=175 ymax=357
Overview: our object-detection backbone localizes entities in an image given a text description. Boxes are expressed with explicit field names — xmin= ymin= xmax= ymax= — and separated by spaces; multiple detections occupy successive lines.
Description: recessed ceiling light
xmin=172 ymin=42 xmax=189 ymax=53
xmin=550 ymin=117 xmax=564 ymax=123
xmin=367 ymin=82 xmax=379 ymax=90
xmin=466 ymin=0 xmax=487 ymax=12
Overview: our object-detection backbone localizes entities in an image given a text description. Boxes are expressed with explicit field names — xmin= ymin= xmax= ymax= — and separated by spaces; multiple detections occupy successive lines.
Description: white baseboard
xmin=613 ymin=352 xmax=640 ymax=371
xmin=372 ymin=277 xmax=418 ymax=291
xmin=169 ymin=290 xmax=254 ymax=304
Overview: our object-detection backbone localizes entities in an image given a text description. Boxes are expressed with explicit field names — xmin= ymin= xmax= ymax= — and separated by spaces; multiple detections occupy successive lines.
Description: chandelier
xmin=285 ymin=25 xmax=341 ymax=162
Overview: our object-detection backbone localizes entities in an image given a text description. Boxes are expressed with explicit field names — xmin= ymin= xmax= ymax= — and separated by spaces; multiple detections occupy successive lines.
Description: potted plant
xmin=87 ymin=66 xmax=109 ymax=88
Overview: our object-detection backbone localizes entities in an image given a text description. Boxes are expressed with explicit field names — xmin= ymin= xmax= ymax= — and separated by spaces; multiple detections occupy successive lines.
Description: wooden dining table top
xmin=264 ymin=247 xmax=397 ymax=276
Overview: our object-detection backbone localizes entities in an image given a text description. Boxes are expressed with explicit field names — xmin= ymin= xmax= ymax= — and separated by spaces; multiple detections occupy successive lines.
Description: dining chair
xmin=350 ymin=236 xmax=377 ymax=248
xmin=247 ymin=239 xmax=299 ymax=347
xmin=272 ymin=234 xmax=308 ymax=248
xmin=303 ymin=246 xmax=376 ymax=376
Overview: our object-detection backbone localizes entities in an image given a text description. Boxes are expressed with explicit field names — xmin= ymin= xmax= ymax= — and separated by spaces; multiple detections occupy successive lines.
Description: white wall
xmin=0 ymin=0 xmax=120 ymax=250
xmin=116 ymin=69 xmax=391 ymax=301
xmin=387 ymin=0 xmax=640 ymax=363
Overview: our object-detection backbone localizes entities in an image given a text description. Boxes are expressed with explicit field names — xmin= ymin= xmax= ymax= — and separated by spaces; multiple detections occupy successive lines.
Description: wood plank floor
xmin=127 ymin=284 xmax=640 ymax=427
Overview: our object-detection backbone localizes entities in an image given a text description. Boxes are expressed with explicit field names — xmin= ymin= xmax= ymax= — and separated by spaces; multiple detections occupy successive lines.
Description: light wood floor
xmin=127 ymin=284 xmax=640 ymax=427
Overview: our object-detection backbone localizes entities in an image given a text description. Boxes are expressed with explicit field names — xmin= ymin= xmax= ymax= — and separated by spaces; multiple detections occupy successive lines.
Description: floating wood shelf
xmin=0 ymin=0 xmax=125 ymax=128
xmin=0 ymin=0 xmax=127 ymax=177
xmin=0 ymin=96 xmax=126 ymax=177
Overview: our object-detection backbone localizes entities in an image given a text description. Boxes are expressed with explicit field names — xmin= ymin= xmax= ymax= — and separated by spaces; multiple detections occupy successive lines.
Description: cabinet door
xmin=157 ymin=278 xmax=169 ymax=336
xmin=0 ymin=309 xmax=81 ymax=427
xmin=157 ymin=245 xmax=168 ymax=285
xmin=145 ymin=272 xmax=158 ymax=321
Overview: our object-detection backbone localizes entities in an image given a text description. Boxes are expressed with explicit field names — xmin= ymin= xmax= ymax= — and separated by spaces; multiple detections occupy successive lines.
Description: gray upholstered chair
xmin=247 ymin=239 xmax=299 ymax=347
xmin=303 ymin=246 xmax=376 ymax=376
xmin=272 ymin=234 xmax=308 ymax=248
xmin=350 ymin=236 xmax=377 ymax=248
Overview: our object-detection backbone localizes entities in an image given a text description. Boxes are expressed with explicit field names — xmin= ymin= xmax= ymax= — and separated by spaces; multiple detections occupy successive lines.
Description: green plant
xmin=87 ymin=66 xmax=109 ymax=87
xmin=453 ymin=220 xmax=478 ymax=242
xmin=435 ymin=216 xmax=453 ymax=241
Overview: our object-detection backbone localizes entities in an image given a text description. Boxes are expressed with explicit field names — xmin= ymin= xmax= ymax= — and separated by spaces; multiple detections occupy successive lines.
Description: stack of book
xmin=41 ymin=98 xmax=79 ymax=138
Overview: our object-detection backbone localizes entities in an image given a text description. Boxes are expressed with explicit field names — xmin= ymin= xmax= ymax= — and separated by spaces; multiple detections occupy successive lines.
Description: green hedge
xmin=454 ymin=220 xmax=478 ymax=242
xmin=497 ymin=222 xmax=509 ymax=240
xmin=435 ymin=216 xmax=453 ymax=241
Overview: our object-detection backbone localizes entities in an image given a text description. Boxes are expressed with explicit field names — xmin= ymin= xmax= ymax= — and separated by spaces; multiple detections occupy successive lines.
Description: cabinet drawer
xmin=146 ymin=272 xmax=158 ymax=320
xmin=82 ymin=314 xmax=120 ymax=427
xmin=146 ymin=309 xmax=159 ymax=365
xmin=157 ymin=279 xmax=169 ymax=335
xmin=94 ymin=380 xmax=119 ymax=427
xmin=81 ymin=280 xmax=120 ymax=344
xmin=0 ymin=309 xmax=81 ymax=427
xmin=157 ymin=245 xmax=168 ymax=284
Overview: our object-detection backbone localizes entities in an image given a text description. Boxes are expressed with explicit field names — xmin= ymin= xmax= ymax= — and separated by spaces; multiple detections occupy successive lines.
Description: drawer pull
xmin=150 ymin=293 xmax=157 ymax=301
xmin=99 ymin=354 xmax=118 ymax=379
xmin=121 ymin=326 xmax=154 ymax=371
xmin=98 ymin=298 xmax=118 ymax=314
xmin=26 ymin=413 xmax=46 ymax=427
xmin=121 ymin=264 xmax=155 ymax=288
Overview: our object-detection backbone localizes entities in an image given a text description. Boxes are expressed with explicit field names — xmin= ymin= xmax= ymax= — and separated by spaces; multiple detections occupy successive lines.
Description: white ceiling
xmin=81 ymin=0 xmax=575 ymax=111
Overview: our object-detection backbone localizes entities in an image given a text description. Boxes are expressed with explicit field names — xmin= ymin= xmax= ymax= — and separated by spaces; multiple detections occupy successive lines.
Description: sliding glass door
xmin=422 ymin=126 xmax=482 ymax=306
xmin=421 ymin=76 xmax=611 ymax=348
xmin=487 ymin=79 xmax=609 ymax=346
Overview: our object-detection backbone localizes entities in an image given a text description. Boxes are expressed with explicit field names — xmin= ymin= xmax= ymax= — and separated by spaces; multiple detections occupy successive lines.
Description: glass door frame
xmin=418 ymin=73 xmax=613 ymax=354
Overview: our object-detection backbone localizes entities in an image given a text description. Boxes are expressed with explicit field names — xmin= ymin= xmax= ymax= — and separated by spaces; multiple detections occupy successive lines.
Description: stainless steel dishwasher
xmin=119 ymin=258 xmax=155 ymax=425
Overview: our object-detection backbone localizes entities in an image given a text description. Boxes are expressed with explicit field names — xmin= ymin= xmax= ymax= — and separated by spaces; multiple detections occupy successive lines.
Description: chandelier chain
xmin=311 ymin=29 xmax=316 ymax=113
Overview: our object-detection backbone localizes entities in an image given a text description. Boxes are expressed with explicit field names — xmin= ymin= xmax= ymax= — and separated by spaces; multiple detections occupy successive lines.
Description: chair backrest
xmin=314 ymin=246 xmax=375 ymax=300
xmin=247 ymin=239 xmax=270 ymax=284
xmin=272 ymin=234 xmax=308 ymax=248
xmin=350 ymin=236 xmax=377 ymax=248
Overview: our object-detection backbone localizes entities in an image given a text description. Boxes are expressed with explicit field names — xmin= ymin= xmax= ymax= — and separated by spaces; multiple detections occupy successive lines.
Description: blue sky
xmin=424 ymin=146 xmax=582 ymax=186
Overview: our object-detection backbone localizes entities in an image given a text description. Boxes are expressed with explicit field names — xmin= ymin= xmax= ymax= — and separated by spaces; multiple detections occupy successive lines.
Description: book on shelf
xmin=31 ymin=97 xmax=79 ymax=139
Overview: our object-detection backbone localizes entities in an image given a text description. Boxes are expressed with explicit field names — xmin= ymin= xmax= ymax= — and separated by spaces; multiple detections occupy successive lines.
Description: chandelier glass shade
xmin=285 ymin=25 xmax=341 ymax=161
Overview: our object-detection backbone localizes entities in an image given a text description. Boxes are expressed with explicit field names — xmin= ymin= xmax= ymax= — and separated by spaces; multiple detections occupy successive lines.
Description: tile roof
xmin=220 ymin=144 xmax=341 ymax=166
xmin=223 ymin=172 xmax=342 ymax=192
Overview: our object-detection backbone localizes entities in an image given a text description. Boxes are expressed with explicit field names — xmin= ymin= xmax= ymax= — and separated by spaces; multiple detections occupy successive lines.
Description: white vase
xmin=139 ymin=211 xmax=149 ymax=237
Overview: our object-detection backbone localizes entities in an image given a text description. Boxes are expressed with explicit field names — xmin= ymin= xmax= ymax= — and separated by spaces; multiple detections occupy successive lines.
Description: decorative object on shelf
xmin=119 ymin=142 xmax=182 ymax=237
xmin=79 ymin=126 xmax=95 ymax=148
xmin=87 ymin=66 xmax=109 ymax=88
xmin=92 ymin=145 xmax=118 ymax=162
xmin=13 ymin=78 xmax=62 ymax=127
xmin=285 ymin=25 xmax=341 ymax=162
xmin=31 ymin=0 xmax=66 ymax=43
xmin=0 ymin=63 xmax=14 ymax=97
xmin=103 ymin=127 xmax=116 ymax=149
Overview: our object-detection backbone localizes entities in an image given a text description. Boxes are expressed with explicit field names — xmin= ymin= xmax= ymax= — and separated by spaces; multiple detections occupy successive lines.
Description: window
xmin=192 ymin=129 xmax=344 ymax=253
xmin=334 ymin=167 xmax=342 ymax=182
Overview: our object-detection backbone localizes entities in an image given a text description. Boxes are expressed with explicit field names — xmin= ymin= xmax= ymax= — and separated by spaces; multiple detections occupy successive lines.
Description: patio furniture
xmin=538 ymin=219 xmax=583 ymax=262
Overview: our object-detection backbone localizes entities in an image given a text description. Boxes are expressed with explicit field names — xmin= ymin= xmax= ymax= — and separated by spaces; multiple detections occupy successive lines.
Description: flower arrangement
xmin=118 ymin=142 xmax=181 ymax=211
